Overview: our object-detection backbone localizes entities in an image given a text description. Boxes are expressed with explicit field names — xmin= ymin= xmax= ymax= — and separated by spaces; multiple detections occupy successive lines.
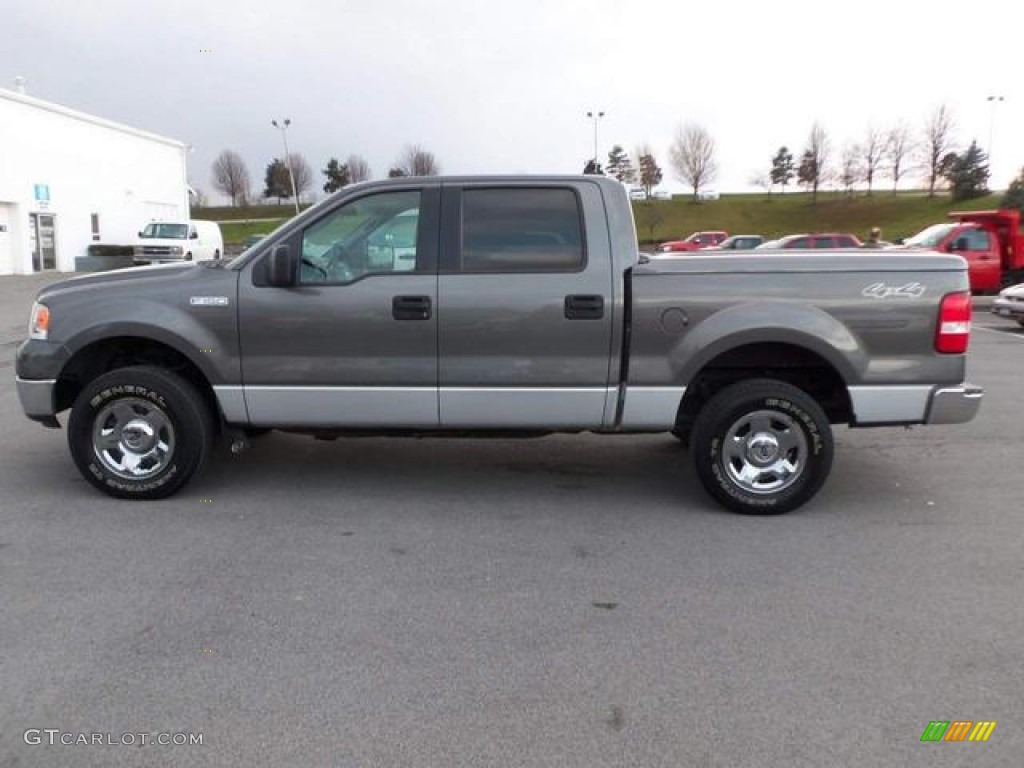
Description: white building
xmin=0 ymin=87 xmax=190 ymax=275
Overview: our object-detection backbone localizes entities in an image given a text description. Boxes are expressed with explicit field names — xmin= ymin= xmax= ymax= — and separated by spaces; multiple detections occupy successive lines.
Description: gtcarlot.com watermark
xmin=24 ymin=729 xmax=203 ymax=747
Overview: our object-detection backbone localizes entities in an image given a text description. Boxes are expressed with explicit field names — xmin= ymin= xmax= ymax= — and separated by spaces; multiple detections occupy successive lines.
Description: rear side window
xmin=461 ymin=188 xmax=584 ymax=272
xmin=813 ymin=237 xmax=836 ymax=248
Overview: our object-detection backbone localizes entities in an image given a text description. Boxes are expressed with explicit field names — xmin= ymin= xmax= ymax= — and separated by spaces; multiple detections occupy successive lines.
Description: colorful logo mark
xmin=920 ymin=721 xmax=997 ymax=742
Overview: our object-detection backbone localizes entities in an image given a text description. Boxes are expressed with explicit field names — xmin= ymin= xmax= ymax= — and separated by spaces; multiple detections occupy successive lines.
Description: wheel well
xmin=674 ymin=342 xmax=851 ymax=437
xmin=55 ymin=337 xmax=220 ymax=423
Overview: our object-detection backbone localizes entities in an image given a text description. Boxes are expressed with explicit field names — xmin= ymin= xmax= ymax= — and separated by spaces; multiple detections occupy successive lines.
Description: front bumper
xmin=924 ymin=384 xmax=984 ymax=425
xmin=991 ymin=297 xmax=1024 ymax=320
xmin=16 ymin=377 xmax=60 ymax=427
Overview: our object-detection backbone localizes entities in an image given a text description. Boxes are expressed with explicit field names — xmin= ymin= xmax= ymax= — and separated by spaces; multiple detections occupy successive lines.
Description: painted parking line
xmin=974 ymin=324 xmax=1024 ymax=342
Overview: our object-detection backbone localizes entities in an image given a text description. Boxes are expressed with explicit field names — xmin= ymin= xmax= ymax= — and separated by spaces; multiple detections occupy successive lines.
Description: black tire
xmin=185 ymin=252 xmax=193 ymax=261
xmin=67 ymin=366 xmax=215 ymax=499
xmin=691 ymin=379 xmax=833 ymax=515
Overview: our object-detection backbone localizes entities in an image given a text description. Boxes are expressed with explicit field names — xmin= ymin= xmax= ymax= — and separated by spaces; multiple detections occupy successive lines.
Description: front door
xmin=238 ymin=186 xmax=441 ymax=427
xmin=437 ymin=183 xmax=615 ymax=428
xmin=30 ymin=214 xmax=57 ymax=271
xmin=954 ymin=227 xmax=1000 ymax=293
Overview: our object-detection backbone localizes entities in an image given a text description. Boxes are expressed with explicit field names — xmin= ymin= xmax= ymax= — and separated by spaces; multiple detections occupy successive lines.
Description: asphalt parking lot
xmin=1 ymin=274 xmax=1022 ymax=767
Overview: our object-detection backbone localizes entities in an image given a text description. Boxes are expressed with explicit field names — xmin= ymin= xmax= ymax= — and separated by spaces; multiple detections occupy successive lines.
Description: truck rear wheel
xmin=691 ymin=379 xmax=833 ymax=515
xmin=68 ymin=366 xmax=215 ymax=499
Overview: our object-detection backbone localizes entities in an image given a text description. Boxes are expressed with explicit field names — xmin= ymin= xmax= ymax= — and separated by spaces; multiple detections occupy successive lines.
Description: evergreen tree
xmin=606 ymin=145 xmax=636 ymax=183
xmin=322 ymin=157 xmax=350 ymax=194
xmin=770 ymin=146 xmax=795 ymax=194
xmin=942 ymin=141 xmax=989 ymax=201
xmin=263 ymin=159 xmax=290 ymax=203
xmin=583 ymin=158 xmax=604 ymax=175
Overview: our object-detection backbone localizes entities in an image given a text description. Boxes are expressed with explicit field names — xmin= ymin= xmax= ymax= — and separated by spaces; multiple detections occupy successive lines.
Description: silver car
xmin=992 ymin=283 xmax=1024 ymax=326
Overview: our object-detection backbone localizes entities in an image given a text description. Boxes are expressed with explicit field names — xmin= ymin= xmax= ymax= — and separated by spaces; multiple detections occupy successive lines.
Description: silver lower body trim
xmin=849 ymin=385 xmax=932 ymax=424
xmin=619 ymin=385 xmax=687 ymax=430
xmin=925 ymin=384 xmax=983 ymax=424
xmin=212 ymin=386 xmax=249 ymax=424
xmin=16 ymin=377 xmax=56 ymax=418
xmin=439 ymin=387 xmax=612 ymax=428
xmin=240 ymin=386 xmax=439 ymax=427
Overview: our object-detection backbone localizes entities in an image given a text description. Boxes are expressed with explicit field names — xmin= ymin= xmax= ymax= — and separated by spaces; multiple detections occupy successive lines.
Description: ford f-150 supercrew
xmin=15 ymin=176 xmax=983 ymax=514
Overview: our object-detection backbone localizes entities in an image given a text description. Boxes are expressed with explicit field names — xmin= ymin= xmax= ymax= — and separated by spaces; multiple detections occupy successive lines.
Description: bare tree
xmin=397 ymin=144 xmax=440 ymax=176
xmin=669 ymin=123 xmax=718 ymax=200
xmin=347 ymin=154 xmax=372 ymax=183
xmin=885 ymin=121 xmax=913 ymax=194
xmin=862 ymin=125 xmax=885 ymax=195
xmin=211 ymin=149 xmax=251 ymax=207
xmin=286 ymin=153 xmax=314 ymax=202
xmin=921 ymin=104 xmax=956 ymax=197
xmin=839 ymin=143 xmax=862 ymax=197
xmin=799 ymin=122 xmax=830 ymax=203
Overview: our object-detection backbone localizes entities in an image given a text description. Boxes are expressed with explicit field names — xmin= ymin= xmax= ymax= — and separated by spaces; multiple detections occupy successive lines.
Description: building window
xmin=90 ymin=213 xmax=101 ymax=242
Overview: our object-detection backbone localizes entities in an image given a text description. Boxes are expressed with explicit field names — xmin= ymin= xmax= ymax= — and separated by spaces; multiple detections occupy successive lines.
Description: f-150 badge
xmin=189 ymin=296 xmax=230 ymax=306
xmin=862 ymin=282 xmax=926 ymax=299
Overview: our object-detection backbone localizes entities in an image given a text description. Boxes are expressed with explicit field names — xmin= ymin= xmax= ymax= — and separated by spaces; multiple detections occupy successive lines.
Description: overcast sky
xmin=3 ymin=0 xmax=1020 ymax=202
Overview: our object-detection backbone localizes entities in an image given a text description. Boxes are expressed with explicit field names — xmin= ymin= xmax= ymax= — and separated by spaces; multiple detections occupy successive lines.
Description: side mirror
xmin=137 ymin=231 xmax=144 ymax=237
xmin=189 ymin=231 xmax=199 ymax=239
xmin=266 ymin=245 xmax=297 ymax=287
xmin=950 ymin=238 xmax=968 ymax=252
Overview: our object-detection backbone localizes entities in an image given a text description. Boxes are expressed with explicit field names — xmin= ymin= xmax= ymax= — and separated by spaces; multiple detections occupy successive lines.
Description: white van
xmin=134 ymin=220 xmax=224 ymax=264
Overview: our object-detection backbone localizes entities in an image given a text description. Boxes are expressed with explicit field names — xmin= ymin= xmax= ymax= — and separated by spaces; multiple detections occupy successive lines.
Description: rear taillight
xmin=936 ymin=291 xmax=972 ymax=354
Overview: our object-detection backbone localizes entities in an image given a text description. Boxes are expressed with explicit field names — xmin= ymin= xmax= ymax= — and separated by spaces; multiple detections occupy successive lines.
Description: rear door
xmin=238 ymin=185 xmax=441 ymax=426
xmin=437 ymin=182 xmax=614 ymax=428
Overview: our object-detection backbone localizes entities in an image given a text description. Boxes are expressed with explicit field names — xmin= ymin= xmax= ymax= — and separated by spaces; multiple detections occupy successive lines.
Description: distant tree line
xmin=210 ymin=144 xmax=442 ymax=207
xmin=760 ymin=104 xmax=989 ymax=203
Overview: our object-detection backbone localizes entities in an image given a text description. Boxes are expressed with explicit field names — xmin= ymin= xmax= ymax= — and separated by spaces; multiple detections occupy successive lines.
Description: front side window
xmin=460 ymin=188 xmax=584 ymax=272
xmin=300 ymin=190 xmax=420 ymax=284
xmin=813 ymin=237 xmax=836 ymax=249
xmin=961 ymin=228 xmax=991 ymax=251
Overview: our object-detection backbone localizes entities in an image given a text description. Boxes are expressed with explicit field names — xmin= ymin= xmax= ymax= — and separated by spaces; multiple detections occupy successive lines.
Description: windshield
xmin=142 ymin=223 xmax=188 ymax=239
xmin=905 ymin=223 xmax=956 ymax=248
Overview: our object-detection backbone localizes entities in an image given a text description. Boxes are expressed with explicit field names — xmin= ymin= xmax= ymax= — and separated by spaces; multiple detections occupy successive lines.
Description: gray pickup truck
xmin=15 ymin=176 xmax=982 ymax=514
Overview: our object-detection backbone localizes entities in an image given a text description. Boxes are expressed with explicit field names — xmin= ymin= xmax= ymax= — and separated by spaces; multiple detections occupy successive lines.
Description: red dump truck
xmin=901 ymin=209 xmax=1024 ymax=293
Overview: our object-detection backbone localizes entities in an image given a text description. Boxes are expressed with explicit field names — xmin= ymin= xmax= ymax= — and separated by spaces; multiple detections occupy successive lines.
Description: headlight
xmin=29 ymin=302 xmax=50 ymax=340
xmin=171 ymin=246 xmax=183 ymax=255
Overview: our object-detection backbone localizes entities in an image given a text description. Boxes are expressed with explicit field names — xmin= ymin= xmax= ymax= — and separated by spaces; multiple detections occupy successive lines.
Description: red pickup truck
xmin=901 ymin=209 xmax=1024 ymax=293
xmin=657 ymin=231 xmax=729 ymax=253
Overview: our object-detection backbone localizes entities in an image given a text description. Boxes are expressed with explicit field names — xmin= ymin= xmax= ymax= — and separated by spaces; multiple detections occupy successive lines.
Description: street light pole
xmin=586 ymin=110 xmax=605 ymax=170
xmin=987 ymin=95 xmax=1004 ymax=186
xmin=271 ymin=118 xmax=300 ymax=215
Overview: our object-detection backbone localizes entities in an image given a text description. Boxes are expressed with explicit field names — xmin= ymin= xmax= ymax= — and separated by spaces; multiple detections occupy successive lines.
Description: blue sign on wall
xmin=34 ymin=184 xmax=50 ymax=202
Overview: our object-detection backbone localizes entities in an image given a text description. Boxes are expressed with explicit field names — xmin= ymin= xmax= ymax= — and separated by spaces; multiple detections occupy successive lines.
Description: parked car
xmin=134 ymin=220 xmax=224 ymax=263
xmin=657 ymin=230 xmax=729 ymax=252
xmin=707 ymin=235 xmax=764 ymax=251
xmin=991 ymin=282 xmax=1024 ymax=326
xmin=756 ymin=233 xmax=863 ymax=250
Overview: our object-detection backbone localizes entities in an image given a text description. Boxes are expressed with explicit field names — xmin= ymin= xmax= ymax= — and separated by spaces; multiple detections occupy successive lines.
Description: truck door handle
xmin=564 ymin=294 xmax=604 ymax=320
xmin=392 ymin=295 xmax=432 ymax=320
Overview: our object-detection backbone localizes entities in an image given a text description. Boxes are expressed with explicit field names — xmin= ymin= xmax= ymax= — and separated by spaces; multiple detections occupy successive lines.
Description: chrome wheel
xmin=721 ymin=408 xmax=807 ymax=495
xmin=92 ymin=397 xmax=176 ymax=480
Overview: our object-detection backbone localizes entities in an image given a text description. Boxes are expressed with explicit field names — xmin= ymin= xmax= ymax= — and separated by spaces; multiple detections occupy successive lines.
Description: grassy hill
xmin=195 ymin=191 xmax=1006 ymax=246
xmin=633 ymin=191 xmax=1004 ymax=246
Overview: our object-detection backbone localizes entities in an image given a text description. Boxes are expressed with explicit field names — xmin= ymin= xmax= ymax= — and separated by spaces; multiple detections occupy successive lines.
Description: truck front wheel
xmin=67 ymin=366 xmax=215 ymax=499
xmin=691 ymin=379 xmax=833 ymax=515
